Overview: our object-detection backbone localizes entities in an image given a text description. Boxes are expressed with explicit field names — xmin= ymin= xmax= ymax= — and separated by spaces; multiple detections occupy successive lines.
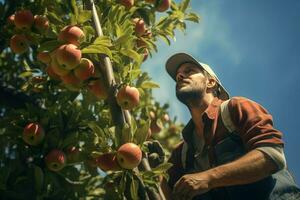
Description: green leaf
xmin=140 ymin=81 xmax=160 ymax=89
xmin=152 ymin=162 xmax=173 ymax=174
xmin=180 ymin=0 xmax=190 ymax=12
xmin=93 ymin=36 xmax=112 ymax=47
xmin=130 ymin=176 xmax=139 ymax=200
xmin=19 ymin=71 xmax=32 ymax=78
xmin=120 ymin=49 xmax=142 ymax=62
xmin=185 ymin=12 xmax=200 ymax=23
xmin=38 ymin=40 xmax=62 ymax=52
xmin=78 ymin=10 xmax=92 ymax=24
xmin=47 ymin=12 xmax=64 ymax=24
xmin=114 ymin=34 xmax=131 ymax=47
xmin=34 ymin=165 xmax=44 ymax=192
xmin=81 ymin=45 xmax=112 ymax=58
xmin=134 ymin=120 xmax=150 ymax=145
xmin=121 ymin=123 xmax=133 ymax=144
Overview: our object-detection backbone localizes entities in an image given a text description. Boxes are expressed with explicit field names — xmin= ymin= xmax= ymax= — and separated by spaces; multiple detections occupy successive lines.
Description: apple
xmin=156 ymin=0 xmax=171 ymax=12
xmin=74 ymin=58 xmax=95 ymax=81
xmin=37 ymin=51 xmax=51 ymax=64
xmin=7 ymin=14 xmax=15 ymax=25
xmin=150 ymin=119 xmax=162 ymax=134
xmin=23 ymin=123 xmax=45 ymax=146
xmin=145 ymin=0 xmax=155 ymax=4
xmin=33 ymin=15 xmax=49 ymax=32
xmin=56 ymin=44 xmax=81 ymax=70
xmin=96 ymin=152 xmax=121 ymax=171
xmin=10 ymin=34 xmax=29 ymax=54
xmin=66 ymin=146 xmax=82 ymax=164
xmin=119 ymin=0 xmax=134 ymax=9
xmin=116 ymin=143 xmax=142 ymax=169
xmin=46 ymin=65 xmax=61 ymax=80
xmin=162 ymin=113 xmax=170 ymax=122
xmin=50 ymin=58 xmax=70 ymax=76
xmin=88 ymin=80 xmax=108 ymax=100
xmin=61 ymin=72 xmax=81 ymax=85
xmin=58 ymin=25 xmax=84 ymax=46
xmin=133 ymin=18 xmax=146 ymax=37
xmin=45 ymin=149 xmax=66 ymax=171
xmin=14 ymin=10 xmax=34 ymax=29
xmin=116 ymin=86 xmax=140 ymax=110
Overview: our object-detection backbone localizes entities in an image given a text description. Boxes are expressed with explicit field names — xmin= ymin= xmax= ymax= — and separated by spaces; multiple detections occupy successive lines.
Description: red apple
xmin=116 ymin=143 xmax=142 ymax=169
xmin=56 ymin=44 xmax=81 ymax=70
xmin=96 ymin=152 xmax=121 ymax=171
xmin=156 ymin=0 xmax=171 ymax=12
xmin=119 ymin=0 xmax=134 ymax=9
xmin=50 ymin=58 xmax=70 ymax=76
xmin=133 ymin=18 xmax=146 ymax=37
xmin=145 ymin=0 xmax=155 ymax=4
xmin=74 ymin=58 xmax=95 ymax=81
xmin=46 ymin=65 xmax=61 ymax=80
xmin=10 ymin=34 xmax=29 ymax=54
xmin=33 ymin=15 xmax=49 ymax=32
xmin=23 ymin=123 xmax=45 ymax=146
xmin=37 ymin=51 xmax=51 ymax=64
xmin=66 ymin=146 xmax=82 ymax=164
xmin=88 ymin=80 xmax=108 ymax=100
xmin=61 ymin=72 xmax=81 ymax=85
xmin=14 ymin=10 xmax=34 ymax=29
xmin=116 ymin=86 xmax=140 ymax=110
xmin=58 ymin=25 xmax=84 ymax=46
xmin=45 ymin=149 xmax=66 ymax=171
xmin=7 ymin=14 xmax=15 ymax=25
xmin=150 ymin=119 xmax=162 ymax=134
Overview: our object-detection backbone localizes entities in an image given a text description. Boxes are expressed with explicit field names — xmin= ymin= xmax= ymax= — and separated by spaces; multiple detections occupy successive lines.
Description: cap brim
xmin=165 ymin=53 xmax=230 ymax=100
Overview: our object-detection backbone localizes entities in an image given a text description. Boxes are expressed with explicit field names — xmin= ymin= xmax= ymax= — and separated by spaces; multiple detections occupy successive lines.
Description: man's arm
xmin=173 ymin=149 xmax=277 ymax=200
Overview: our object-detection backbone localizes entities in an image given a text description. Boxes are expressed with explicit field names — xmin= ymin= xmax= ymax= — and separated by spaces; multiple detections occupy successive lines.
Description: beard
xmin=176 ymin=85 xmax=205 ymax=105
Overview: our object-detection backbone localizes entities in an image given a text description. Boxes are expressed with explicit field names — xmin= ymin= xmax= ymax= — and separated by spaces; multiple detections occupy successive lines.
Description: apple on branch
xmin=116 ymin=85 xmax=140 ymax=110
xmin=33 ymin=15 xmax=49 ymax=32
xmin=10 ymin=34 xmax=29 ymax=54
xmin=133 ymin=18 xmax=146 ymax=37
xmin=56 ymin=44 xmax=81 ymax=70
xmin=88 ymin=80 xmax=108 ymax=100
xmin=14 ymin=10 xmax=34 ymax=30
xmin=96 ymin=152 xmax=121 ymax=172
xmin=156 ymin=0 xmax=171 ymax=12
xmin=74 ymin=58 xmax=95 ymax=81
xmin=45 ymin=149 xmax=66 ymax=171
xmin=23 ymin=123 xmax=45 ymax=146
xmin=58 ymin=25 xmax=85 ymax=46
xmin=119 ymin=0 xmax=134 ymax=9
xmin=116 ymin=143 xmax=142 ymax=169
xmin=37 ymin=51 xmax=51 ymax=64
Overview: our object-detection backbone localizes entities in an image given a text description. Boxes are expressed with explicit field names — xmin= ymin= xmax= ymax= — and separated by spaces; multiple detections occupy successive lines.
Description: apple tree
xmin=0 ymin=0 xmax=199 ymax=199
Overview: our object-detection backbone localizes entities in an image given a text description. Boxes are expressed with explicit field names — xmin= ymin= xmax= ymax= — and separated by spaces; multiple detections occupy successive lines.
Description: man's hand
xmin=173 ymin=172 xmax=211 ymax=200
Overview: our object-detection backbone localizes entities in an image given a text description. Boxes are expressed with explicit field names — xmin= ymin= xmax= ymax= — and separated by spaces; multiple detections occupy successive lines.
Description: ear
xmin=207 ymin=78 xmax=217 ymax=89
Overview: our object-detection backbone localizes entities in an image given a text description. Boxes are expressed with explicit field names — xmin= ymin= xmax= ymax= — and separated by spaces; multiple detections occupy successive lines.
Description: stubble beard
xmin=176 ymin=85 xmax=205 ymax=105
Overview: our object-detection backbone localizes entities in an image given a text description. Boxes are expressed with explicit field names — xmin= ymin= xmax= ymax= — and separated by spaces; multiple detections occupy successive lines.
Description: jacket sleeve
xmin=227 ymin=96 xmax=284 ymax=149
xmin=167 ymin=142 xmax=185 ymax=189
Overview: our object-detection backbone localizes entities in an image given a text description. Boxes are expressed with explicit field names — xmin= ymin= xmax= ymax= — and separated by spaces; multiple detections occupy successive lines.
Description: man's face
xmin=175 ymin=63 xmax=207 ymax=104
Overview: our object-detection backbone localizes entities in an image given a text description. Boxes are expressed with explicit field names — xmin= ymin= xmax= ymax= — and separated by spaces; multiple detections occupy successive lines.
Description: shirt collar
xmin=182 ymin=97 xmax=223 ymax=143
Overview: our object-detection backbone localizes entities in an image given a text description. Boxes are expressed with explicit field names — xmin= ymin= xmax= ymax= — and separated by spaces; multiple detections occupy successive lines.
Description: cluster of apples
xmin=38 ymin=25 xmax=107 ymax=98
xmin=132 ymin=17 xmax=152 ymax=61
xmin=8 ymin=10 xmax=49 ymax=54
xmin=23 ymin=123 xmax=82 ymax=171
xmin=120 ymin=0 xmax=171 ymax=12
xmin=95 ymin=142 xmax=142 ymax=171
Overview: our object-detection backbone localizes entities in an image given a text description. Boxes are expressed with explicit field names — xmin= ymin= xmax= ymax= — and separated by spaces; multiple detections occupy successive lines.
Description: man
xmin=160 ymin=53 xmax=300 ymax=200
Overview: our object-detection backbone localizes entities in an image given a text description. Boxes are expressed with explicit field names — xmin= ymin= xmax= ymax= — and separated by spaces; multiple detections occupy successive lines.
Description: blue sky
xmin=143 ymin=0 xmax=300 ymax=183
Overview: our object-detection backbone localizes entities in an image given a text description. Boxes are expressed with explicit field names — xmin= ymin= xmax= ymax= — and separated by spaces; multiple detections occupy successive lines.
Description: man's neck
xmin=188 ymin=94 xmax=215 ymax=130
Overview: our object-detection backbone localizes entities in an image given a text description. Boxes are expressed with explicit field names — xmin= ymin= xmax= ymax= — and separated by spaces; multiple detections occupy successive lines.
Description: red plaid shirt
xmin=167 ymin=96 xmax=284 ymax=189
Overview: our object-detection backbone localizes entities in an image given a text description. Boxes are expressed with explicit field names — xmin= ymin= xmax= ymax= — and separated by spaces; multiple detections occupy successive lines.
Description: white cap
xmin=166 ymin=53 xmax=229 ymax=100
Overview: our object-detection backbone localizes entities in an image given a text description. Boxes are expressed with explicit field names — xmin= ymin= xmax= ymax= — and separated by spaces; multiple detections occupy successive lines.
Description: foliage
xmin=0 ymin=0 xmax=199 ymax=199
